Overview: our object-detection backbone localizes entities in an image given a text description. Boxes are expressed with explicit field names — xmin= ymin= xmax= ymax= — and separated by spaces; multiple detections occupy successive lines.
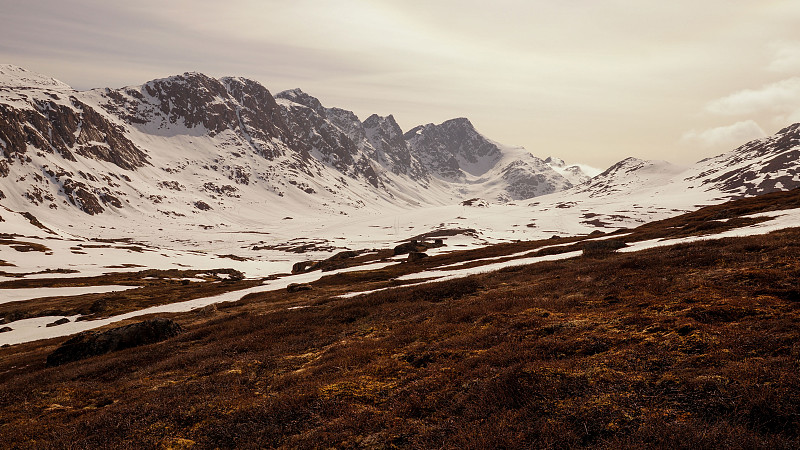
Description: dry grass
xmin=0 ymin=190 xmax=799 ymax=448
xmin=0 ymin=269 xmax=259 ymax=323
xmin=0 ymin=238 xmax=51 ymax=253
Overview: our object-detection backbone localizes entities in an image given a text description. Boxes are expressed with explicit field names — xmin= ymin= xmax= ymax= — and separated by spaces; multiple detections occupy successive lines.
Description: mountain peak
xmin=276 ymin=88 xmax=326 ymax=115
xmin=0 ymin=64 xmax=72 ymax=90
xmin=544 ymin=156 xmax=566 ymax=167
xmin=440 ymin=117 xmax=476 ymax=131
xmin=363 ymin=113 xmax=400 ymax=130
xmin=146 ymin=71 xmax=214 ymax=84
xmin=776 ymin=122 xmax=800 ymax=136
xmin=596 ymin=157 xmax=679 ymax=178
xmin=404 ymin=117 xmax=502 ymax=178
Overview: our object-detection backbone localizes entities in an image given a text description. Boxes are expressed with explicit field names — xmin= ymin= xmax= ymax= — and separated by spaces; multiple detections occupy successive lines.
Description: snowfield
xmin=0 ymin=285 xmax=139 ymax=305
xmin=3 ymin=204 xmax=799 ymax=346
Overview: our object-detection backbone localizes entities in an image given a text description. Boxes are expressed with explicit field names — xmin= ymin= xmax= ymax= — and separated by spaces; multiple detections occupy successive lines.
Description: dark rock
xmin=407 ymin=252 xmax=428 ymax=262
xmin=328 ymin=250 xmax=360 ymax=261
xmin=292 ymin=261 xmax=319 ymax=274
xmin=89 ymin=299 xmax=109 ymax=313
xmin=194 ymin=200 xmax=212 ymax=211
xmin=461 ymin=198 xmax=488 ymax=207
xmin=393 ymin=240 xmax=421 ymax=256
xmin=225 ymin=270 xmax=245 ymax=282
xmin=402 ymin=352 xmax=435 ymax=368
xmin=404 ymin=118 xmax=502 ymax=180
xmin=95 ymin=398 xmax=114 ymax=408
xmin=46 ymin=318 xmax=71 ymax=327
xmin=0 ymin=326 xmax=12 ymax=333
xmin=46 ymin=317 xmax=182 ymax=367
xmin=320 ymin=261 xmax=347 ymax=272
xmin=583 ymin=239 xmax=627 ymax=256
xmin=287 ymin=283 xmax=313 ymax=293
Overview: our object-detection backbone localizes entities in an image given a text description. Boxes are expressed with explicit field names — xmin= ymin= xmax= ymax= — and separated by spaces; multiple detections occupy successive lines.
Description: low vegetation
xmin=0 ymin=190 xmax=799 ymax=448
xmin=0 ymin=269 xmax=257 ymax=323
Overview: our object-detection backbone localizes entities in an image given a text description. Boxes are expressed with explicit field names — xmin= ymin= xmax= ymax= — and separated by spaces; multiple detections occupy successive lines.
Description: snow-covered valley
xmin=1 ymin=65 xmax=800 ymax=348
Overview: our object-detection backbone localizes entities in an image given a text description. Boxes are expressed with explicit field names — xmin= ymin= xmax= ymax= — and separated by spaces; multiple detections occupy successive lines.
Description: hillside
xmin=0 ymin=189 xmax=799 ymax=447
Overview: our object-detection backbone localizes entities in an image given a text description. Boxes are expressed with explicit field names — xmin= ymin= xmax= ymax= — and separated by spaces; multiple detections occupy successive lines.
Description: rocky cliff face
xmin=0 ymin=96 xmax=150 ymax=171
xmin=363 ymin=114 xmax=427 ymax=181
xmin=405 ymin=118 xmax=503 ymax=180
xmin=0 ymin=66 xmax=152 ymax=214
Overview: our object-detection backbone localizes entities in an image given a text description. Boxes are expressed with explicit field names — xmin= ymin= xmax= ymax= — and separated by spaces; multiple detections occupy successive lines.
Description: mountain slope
xmin=1 ymin=67 xmax=582 ymax=230
xmin=684 ymin=123 xmax=800 ymax=196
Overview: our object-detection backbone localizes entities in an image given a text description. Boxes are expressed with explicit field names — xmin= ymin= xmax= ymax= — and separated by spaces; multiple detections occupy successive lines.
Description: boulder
xmin=407 ymin=252 xmax=428 ymax=262
xmin=582 ymin=239 xmax=627 ymax=256
xmin=46 ymin=318 xmax=182 ymax=367
xmin=328 ymin=250 xmax=360 ymax=261
xmin=287 ymin=283 xmax=313 ymax=293
xmin=292 ymin=261 xmax=319 ymax=274
xmin=393 ymin=240 xmax=421 ymax=256
xmin=46 ymin=317 xmax=71 ymax=327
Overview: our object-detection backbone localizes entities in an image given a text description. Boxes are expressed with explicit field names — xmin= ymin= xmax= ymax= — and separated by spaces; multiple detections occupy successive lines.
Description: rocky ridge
xmin=0 ymin=66 xmax=574 ymax=221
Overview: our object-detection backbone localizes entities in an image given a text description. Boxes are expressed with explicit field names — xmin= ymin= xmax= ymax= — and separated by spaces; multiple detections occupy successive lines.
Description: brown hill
xmin=0 ymin=189 xmax=799 ymax=448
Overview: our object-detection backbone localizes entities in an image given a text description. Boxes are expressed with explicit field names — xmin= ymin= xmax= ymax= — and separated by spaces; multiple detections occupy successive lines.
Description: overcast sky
xmin=2 ymin=1 xmax=800 ymax=168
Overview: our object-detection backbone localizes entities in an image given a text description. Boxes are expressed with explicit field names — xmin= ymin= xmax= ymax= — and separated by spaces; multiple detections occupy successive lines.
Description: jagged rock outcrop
xmin=405 ymin=118 xmax=502 ymax=179
xmin=276 ymin=89 xmax=382 ymax=187
xmin=45 ymin=318 xmax=182 ymax=367
xmin=0 ymin=96 xmax=148 ymax=170
xmin=364 ymin=114 xmax=427 ymax=180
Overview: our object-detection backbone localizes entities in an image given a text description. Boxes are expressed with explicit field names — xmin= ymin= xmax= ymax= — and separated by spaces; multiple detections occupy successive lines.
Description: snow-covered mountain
xmin=573 ymin=157 xmax=687 ymax=198
xmin=1 ymin=64 xmax=799 ymax=268
xmin=683 ymin=123 xmax=800 ymax=197
xmin=567 ymin=124 xmax=800 ymax=203
xmin=402 ymin=118 xmax=573 ymax=201
xmin=544 ymin=156 xmax=596 ymax=185
xmin=0 ymin=65 xmax=576 ymax=225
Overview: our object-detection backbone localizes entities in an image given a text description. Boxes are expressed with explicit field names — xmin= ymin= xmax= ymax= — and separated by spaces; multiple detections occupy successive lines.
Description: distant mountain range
xmin=0 ymin=64 xmax=798 ymax=235
xmin=0 ymin=64 xmax=583 ymax=220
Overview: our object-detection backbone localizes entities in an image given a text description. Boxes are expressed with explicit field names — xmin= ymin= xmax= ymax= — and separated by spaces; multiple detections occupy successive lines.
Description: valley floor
xmin=0 ymin=190 xmax=799 ymax=448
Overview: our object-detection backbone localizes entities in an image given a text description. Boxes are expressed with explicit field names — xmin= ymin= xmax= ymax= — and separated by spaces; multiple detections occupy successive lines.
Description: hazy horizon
xmin=2 ymin=1 xmax=800 ymax=168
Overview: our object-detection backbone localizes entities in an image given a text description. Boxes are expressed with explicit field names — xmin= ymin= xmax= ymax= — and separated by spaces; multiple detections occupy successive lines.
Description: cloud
xmin=705 ymin=77 xmax=800 ymax=117
xmin=3 ymin=1 xmax=800 ymax=167
xmin=682 ymin=120 xmax=766 ymax=149
xmin=768 ymin=41 xmax=800 ymax=73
